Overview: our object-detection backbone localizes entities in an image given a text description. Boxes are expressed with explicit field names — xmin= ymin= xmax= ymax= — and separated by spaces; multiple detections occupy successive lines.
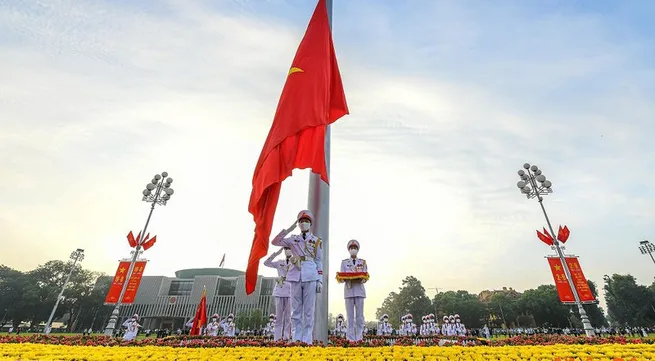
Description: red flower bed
xmin=0 ymin=334 xmax=648 ymax=348
xmin=490 ymin=334 xmax=654 ymax=346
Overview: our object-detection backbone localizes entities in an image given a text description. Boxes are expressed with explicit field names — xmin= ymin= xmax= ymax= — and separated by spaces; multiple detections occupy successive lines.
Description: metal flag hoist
xmin=245 ymin=0 xmax=347 ymax=345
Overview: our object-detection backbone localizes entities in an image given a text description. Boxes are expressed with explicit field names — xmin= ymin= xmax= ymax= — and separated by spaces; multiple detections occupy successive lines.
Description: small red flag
xmin=245 ymin=0 xmax=349 ymax=295
xmin=142 ymin=235 xmax=157 ymax=251
xmin=536 ymin=229 xmax=554 ymax=246
xmin=558 ymin=225 xmax=570 ymax=243
xmin=190 ymin=288 xmax=208 ymax=335
xmin=127 ymin=231 xmax=137 ymax=248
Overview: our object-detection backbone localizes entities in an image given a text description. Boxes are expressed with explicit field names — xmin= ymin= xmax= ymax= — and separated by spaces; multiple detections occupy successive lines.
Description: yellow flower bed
xmin=0 ymin=343 xmax=653 ymax=361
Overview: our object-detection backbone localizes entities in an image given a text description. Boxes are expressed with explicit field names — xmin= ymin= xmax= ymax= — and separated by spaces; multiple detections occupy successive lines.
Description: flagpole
xmin=308 ymin=0 xmax=332 ymax=345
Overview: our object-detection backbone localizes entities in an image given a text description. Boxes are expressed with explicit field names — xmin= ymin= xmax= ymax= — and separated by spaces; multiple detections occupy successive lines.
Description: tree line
xmin=377 ymin=275 xmax=655 ymax=329
xmin=0 ymin=261 xmax=112 ymax=331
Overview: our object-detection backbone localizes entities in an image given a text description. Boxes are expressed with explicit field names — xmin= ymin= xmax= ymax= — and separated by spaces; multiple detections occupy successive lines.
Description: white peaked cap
xmin=454 ymin=314 xmax=460 ymax=318
xmin=347 ymin=239 xmax=360 ymax=249
xmin=297 ymin=210 xmax=314 ymax=223
xmin=269 ymin=313 xmax=275 ymax=318
xmin=443 ymin=316 xmax=448 ymax=320
xmin=212 ymin=314 xmax=219 ymax=318
xmin=133 ymin=314 xmax=139 ymax=320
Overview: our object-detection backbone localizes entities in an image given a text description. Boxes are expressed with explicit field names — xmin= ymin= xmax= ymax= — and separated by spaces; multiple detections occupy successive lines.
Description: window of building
xmin=216 ymin=278 xmax=237 ymax=295
xmin=169 ymin=280 xmax=193 ymax=296
xmin=260 ymin=279 xmax=275 ymax=296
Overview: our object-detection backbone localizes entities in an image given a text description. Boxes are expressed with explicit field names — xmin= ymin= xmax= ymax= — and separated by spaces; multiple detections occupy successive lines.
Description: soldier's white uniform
xmin=341 ymin=239 xmax=367 ymax=342
xmin=420 ymin=316 xmax=427 ymax=336
xmin=334 ymin=314 xmax=347 ymax=338
xmin=377 ymin=314 xmax=392 ymax=336
xmin=405 ymin=314 xmax=417 ymax=336
xmin=446 ymin=315 xmax=457 ymax=336
xmin=220 ymin=314 xmax=236 ymax=337
xmin=122 ymin=314 xmax=141 ymax=341
xmin=264 ymin=314 xmax=276 ymax=338
xmin=454 ymin=314 xmax=466 ymax=336
xmin=427 ymin=314 xmax=437 ymax=336
xmin=206 ymin=314 xmax=221 ymax=336
xmin=482 ymin=324 xmax=490 ymax=340
xmin=271 ymin=210 xmax=323 ymax=344
xmin=263 ymin=247 xmax=294 ymax=341
xmin=441 ymin=316 xmax=450 ymax=336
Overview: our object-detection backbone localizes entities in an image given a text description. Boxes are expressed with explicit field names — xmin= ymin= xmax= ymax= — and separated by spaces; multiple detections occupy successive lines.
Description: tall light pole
xmin=638 ymin=240 xmax=655 ymax=267
xmin=103 ymin=171 xmax=174 ymax=336
xmin=44 ymin=248 xmax=85 ymax=334
xmin=515 ymin=162 xmax=595 ymax=337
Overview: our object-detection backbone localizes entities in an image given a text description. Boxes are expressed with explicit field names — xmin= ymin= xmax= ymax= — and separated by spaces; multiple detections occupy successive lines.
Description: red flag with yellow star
xmin=190 ymin=287 xmax=208 ymax=335
xmin=245 ymin=0 xmax=349 ymax=295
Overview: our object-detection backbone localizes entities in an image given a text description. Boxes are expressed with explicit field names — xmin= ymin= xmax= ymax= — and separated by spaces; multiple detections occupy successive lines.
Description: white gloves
xmin=316 ymin=281 xmax=323 ymax=293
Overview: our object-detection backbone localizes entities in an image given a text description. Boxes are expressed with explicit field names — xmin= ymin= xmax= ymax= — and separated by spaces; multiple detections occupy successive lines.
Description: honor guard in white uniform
xmin=405 ymin=314 xmax=417 ymax=336
xmin=122 ymin=314 xmax=141 ymax=341
xmin=206 ymin=314 xmax=221 ymax=336
xmin=271 ymin=210 xmax=323 ymax=344
xmin=334 ymin=314 xmax=347 ymax=338
xmin=419 ymin=316 xmax=427 ymax=336
xmin=264 ymin=314 xmax=276 ymax=338
xmin=447 ymin=315 xmax=457 ymax=336
xmin=220 ymin=314 xmax=236 ymax=337
xmin=441 ymin=316 xmax=449 ymax=336
xmin=264 ymin=247 xmax=294 ymax=341
xmin=454 ymin=314 xmax=466 ymax=336
xmin=341 ymin=240 xmax=367 ymax=342
xmin=482 ymin=324 xmax=490 ymax=340
xmin=377 ymin=314 xmax=392 ymax=336
xmin=429 ymin=314 xmax=439 ymax=335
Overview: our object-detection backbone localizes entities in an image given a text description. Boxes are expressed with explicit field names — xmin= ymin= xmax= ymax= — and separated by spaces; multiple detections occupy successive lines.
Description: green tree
xmin=517 ymin=285 xmax=570 ymax=328
xmin=433 ymin=290 xmax=487 ymax=328
xmin=376 ymin=276 xmax=431 ymax=328
xmin=603 ymin=274 xmax=655 ymax=326
xmin=486 ymin=292 xmax=520 ymax=328
xmin=577 ymin=280 xmax=608 ymax=327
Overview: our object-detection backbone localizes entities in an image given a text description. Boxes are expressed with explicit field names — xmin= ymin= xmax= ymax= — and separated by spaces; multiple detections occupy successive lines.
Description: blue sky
xmin=1 ymin=0 xmax=654 ymax=321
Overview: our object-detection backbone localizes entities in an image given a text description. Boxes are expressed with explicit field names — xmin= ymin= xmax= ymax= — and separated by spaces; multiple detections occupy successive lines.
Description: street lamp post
xmin=515 ymin=162 xmax=596 ymax=337
xmin=638 ymin=240 xmax=655 ymax=267
xmin=44 ymin=248 xmax=85 ymax=334
xmin=103 ymin=171 xmax=175 ymax=336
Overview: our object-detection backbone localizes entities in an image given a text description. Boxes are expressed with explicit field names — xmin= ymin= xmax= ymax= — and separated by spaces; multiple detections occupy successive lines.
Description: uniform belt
xmin=299 ymin=256 xmax=306 ymax=261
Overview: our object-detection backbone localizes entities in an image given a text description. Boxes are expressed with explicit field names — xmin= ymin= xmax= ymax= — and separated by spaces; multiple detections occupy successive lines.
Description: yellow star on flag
xmin=554 ymin=264 xmax=561 ymax=271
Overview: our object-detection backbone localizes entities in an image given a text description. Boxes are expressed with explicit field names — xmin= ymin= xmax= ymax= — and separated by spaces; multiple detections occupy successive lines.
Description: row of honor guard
xmin=266 ymin=210 xmax=368 ymax=344
xmin=182 ymin=313 xmax=237 ymax=337
xmin=376 ymin=314 xmax=467 ymax=336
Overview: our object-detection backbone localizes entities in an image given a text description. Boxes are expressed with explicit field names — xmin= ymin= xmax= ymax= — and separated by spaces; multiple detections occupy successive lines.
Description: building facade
xmin=107 ymin=268 xmax=277 ymax=330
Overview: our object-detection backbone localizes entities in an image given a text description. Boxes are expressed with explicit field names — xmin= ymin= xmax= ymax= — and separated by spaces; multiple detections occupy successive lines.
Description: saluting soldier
xmin=271 ymin=210 xmax=323 ymax=344
xmin=264 ymin=247 xmax=294 ymax=341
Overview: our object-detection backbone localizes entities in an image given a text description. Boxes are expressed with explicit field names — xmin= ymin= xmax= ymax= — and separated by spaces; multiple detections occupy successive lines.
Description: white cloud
xmin=1 ymin=0 xmax=654 ymax=321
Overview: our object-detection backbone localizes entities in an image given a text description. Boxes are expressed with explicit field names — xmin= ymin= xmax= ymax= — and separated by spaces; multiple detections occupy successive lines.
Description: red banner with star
xmin=547 ymin=257 xmax=596 ymax=303
xmin=104 ymin=261 xmax=147 ymax=304
xmin=564 ymin=257 xmax=595 ymax=302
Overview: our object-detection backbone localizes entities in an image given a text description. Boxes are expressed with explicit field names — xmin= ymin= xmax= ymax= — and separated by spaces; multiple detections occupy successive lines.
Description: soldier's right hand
xmin=285 ymin=220 xmax=298 ymax=233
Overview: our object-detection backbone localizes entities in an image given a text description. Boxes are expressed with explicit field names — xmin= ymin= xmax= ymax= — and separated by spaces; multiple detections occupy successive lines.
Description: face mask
xmin=212 ymin=318 xmax=216 ymax=321
xmin=298 ymin=221 xmax=311 ymax=232
xmin=456 ymin=320 xmax=460 ymax=323
xmin=284 ymin=249 xmax=292 ymax=257
xmin=349 ymin=249 xmax=358 ymax=256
